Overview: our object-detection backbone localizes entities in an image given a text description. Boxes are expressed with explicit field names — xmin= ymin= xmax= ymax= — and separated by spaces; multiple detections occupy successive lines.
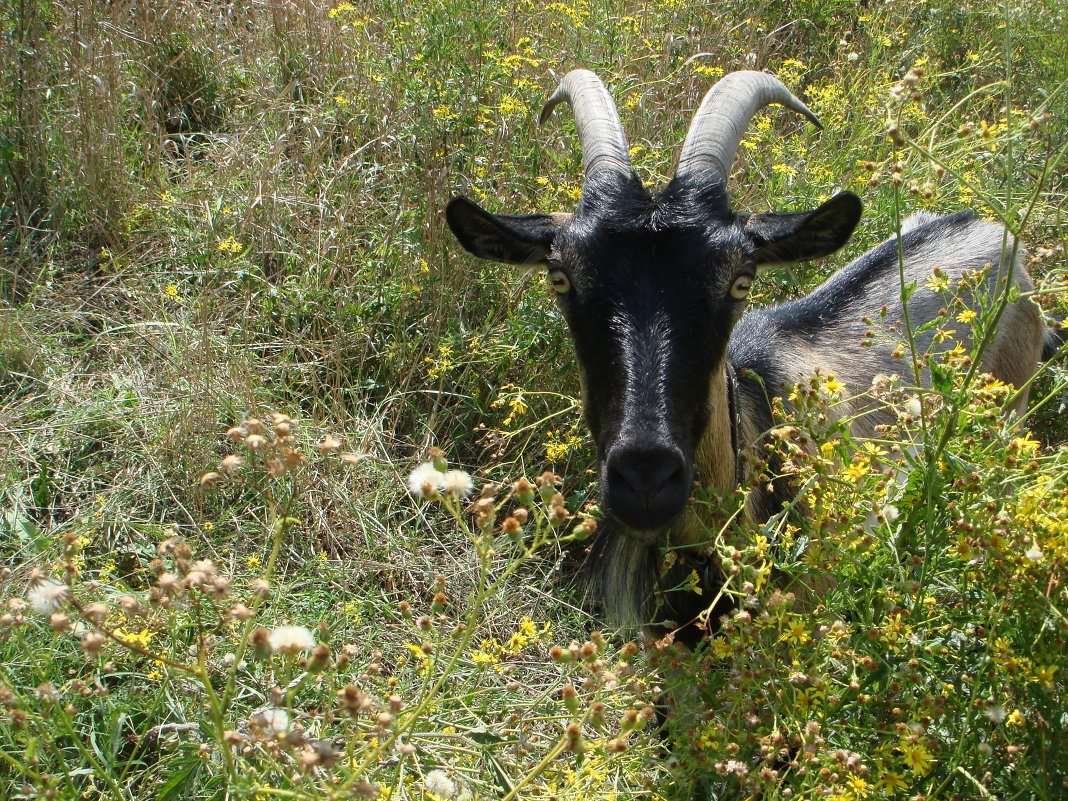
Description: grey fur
xmin=600 ymin=210 xmax=1046 ymax=627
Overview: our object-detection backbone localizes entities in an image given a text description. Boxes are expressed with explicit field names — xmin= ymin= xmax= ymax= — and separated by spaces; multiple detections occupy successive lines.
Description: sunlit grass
xmin=1 ymin=0 xmax=1066 ymax=798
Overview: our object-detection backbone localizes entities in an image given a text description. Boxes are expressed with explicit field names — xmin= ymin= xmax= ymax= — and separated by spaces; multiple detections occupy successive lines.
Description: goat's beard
xmin=581 ymin=518 xmax=662 ymax=627
xmin=581 ymin=518 xmax=732 ymax=635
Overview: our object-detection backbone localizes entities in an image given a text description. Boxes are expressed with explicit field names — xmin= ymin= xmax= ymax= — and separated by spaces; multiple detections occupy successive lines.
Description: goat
xmin=446 ymin=70 xmax=1050 ymax=634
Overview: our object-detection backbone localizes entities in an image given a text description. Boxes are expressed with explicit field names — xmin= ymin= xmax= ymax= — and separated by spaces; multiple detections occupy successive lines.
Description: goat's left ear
xmin=744 ymin=192 xmax=862 ymax=268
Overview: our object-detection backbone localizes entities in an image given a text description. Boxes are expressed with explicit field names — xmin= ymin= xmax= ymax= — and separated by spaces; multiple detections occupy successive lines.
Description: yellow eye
xmin=729 ymin=275 xmax=752 ymax=300
xmin=548 ymin=269 xmax=571 ymax=294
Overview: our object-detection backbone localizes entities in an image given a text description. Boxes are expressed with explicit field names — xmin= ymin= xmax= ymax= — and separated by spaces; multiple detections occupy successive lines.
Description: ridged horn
xmin=677 ymin=70 xmax=821 ymax=182
xmin=540 ymin=69 xmax=631 ymax=180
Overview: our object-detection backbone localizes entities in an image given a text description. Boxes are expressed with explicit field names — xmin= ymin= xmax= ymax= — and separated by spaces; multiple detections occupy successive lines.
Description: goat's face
xmin=447 ymin=172 xmax=859 ymax=538
xmin=446 ymin=70 xmax=861 ymax=624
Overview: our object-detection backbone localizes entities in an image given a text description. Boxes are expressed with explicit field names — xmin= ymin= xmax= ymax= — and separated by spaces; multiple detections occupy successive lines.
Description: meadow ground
xmin=1 ymin=0 xmax=1067 ymax=799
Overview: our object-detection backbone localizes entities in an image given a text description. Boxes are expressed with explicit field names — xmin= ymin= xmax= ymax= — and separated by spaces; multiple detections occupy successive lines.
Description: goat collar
xmin=724 ymin=360 xmax=744 ymax=488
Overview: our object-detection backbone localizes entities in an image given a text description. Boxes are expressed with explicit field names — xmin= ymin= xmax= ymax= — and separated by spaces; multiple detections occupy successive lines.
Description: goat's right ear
xmin=445 ymin=197 xmax=566 ymax=266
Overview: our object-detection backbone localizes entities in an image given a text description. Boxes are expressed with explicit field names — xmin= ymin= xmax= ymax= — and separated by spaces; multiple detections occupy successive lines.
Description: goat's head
xmin=447 ymin=71 xmax=861 ymax=622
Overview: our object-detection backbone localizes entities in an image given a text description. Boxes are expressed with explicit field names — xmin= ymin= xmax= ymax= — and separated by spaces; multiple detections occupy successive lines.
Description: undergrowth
xmin=1 ymin=0 xmax=1067 ymax=799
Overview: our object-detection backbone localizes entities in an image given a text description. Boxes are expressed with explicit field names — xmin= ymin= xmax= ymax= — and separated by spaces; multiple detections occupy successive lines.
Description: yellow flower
xmin=1006 ymin=709 xmax=1025 ymax=727
xmin=247 ymin=556 xmax=261 ymax=569
xmin=878 ymin=771 xmax=908 ymax=794
xmin=115 ymin=627 xmax=155 ymax=649
xmin=956 ymin=309 xmax=978 ymax=323
xmin=899 ymin=741 xmax=932 ymax=775
xmin=1010 ymin=435 xmax=1040 ymax=452
xmin=844 ymin=462 xmax=869 ymax=481
xmin=781 ymin=617 xmax=810 ymax=645
xmin=497 ymin=94 xmax=521 ymax=117
xmin=1033 ymin=664 xmax=1058 ymax=687
xmin=824 ymin=375 xmax=845 ymax=394
xmin=217 ymin=236 xmax=242 ymax=254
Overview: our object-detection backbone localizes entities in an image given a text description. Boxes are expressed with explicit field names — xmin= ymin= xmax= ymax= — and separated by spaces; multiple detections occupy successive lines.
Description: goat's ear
xmin=744 ymin=192 xmax=862 ymax=269
xmin=445 ymin=196 xmax=566 ymax=266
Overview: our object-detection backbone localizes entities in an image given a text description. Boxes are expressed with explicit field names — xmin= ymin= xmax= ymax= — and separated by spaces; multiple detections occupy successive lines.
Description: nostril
xmin=606 ymin=443 xmax=687 ymax=499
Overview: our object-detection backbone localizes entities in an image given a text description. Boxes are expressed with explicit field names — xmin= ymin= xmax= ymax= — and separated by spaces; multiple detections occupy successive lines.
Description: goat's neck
xmin=674 ymin=360 xmax=740 ymax=547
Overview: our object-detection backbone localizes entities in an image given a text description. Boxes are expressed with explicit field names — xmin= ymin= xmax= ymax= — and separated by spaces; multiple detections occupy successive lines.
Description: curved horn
xmin=540 ymin=69 xmax=631 ymax=180
xmin=677 ymin=70 xmax=821 ymax=182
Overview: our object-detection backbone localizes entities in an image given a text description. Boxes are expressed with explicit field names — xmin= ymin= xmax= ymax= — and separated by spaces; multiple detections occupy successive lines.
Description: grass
xmin=1 ymin=0 xmax=1067 ymax=799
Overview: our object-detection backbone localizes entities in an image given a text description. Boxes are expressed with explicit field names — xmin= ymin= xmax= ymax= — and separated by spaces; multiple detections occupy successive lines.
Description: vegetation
xmin=1 ymin=0 xmax=1066 ymax=799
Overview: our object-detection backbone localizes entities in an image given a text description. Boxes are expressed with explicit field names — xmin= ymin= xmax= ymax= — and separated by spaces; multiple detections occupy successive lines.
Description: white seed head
xmin=441 ymin=469 xmax=474 ymax=498
xmin=255 ymin=708 xmax=290 ymax=736
xmin=424 ymin=769 xmax=457 ymax=799
xmin=408 ymin=462 xmax=444 ymax=499
xmin=268 ymin=625 xmax=316 ymax=655
xmin=26 ymin=578 xmax=69 ymax=616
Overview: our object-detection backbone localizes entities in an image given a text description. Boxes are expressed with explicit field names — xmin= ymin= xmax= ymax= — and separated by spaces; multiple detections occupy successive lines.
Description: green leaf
xmin=156 ymin=757 xmax=202 ymax=801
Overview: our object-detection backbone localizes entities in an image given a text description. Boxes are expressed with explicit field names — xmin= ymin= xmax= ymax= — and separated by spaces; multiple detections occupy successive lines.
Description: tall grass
xmin=1 ymin=0 xmax=1066 ymax=798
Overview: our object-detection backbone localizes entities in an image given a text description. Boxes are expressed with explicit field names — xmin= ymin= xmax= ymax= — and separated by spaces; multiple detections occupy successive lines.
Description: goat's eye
xmin=548 ymin=269 xmax=572 ymax=294
xmin=729 ymin=274 xmax=752 ymax=300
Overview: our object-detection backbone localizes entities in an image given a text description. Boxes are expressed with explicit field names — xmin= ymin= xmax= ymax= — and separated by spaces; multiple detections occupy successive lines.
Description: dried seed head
xmin=244 ymin=434 xmax=268 ymax=450
xmin=200 ymin=472 xmax=223 ymax=489
xmin=512 ymin=478 xmax=536 ymax=505
xmin=251 ymin=579 xmax=270 ymax=601
xmin=537 ymin=471 xmax=560 ymax=499
xmin=441 ymin=469 xmax=474 ymax=498
xmin=308 ymin=644 xmax=331 ymax=673
xmin=82 ymin=603 xmax=109 ymax=624
xmin=81 ymin=631 xmax=105 ymax=655
xmin=268 ymin=625 xmax=315 ymax=655
xmin=226 ymin=426 xmax=246 ymax=442
xmin=317 ymin=435 xmax=342 ymax=453
xmin=408 ymin=462 xmax=444 ymax=500
xmin=428 ymin=447 xmax=448 ymax=472
xmin=562 ymin=684 xmax=578 ymax=713
xmin=282 ymin=449 xmax=306 ymax=468
xmin=564 ymin=722 xmax=585 ymax=753
xmin=119 ymin=596 xmax=143 ymax=617
xmin=220 ymin=455 xmax=243 ymax=475
xmin=245 ymin=418 xmax=266 ymax=435
xmin=250 ymin=627 xmax=273 ymax=659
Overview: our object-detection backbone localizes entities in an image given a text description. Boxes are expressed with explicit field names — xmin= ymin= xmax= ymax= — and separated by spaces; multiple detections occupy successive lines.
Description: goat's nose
xmin=605 ymin=443 xmax=690 ymax=531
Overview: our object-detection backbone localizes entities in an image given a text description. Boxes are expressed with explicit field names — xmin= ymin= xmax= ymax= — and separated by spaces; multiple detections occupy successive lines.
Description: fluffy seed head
xmin=408 ymin=462 xmax=444 ymax=499
xmin=441 ymin=469 xmax=474 ymax=498
xmin=424 ymin=769 xmax=457 ymax=799
xmin=220 ymin=455 xmax=243 ymax=475
xmin=268 ymin=625 xmax=316 ymax=655
xmin=317 ymin=435 xmax=342 ymax=453
xmin=26 ymin=578 xmax=69 ymax=616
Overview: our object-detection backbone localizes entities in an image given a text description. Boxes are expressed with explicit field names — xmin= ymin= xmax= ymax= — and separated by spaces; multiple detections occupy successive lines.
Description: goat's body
xmin=447 ymin=70 xmax=1052 ymax=633
xmin=712 ymin=211 xmax=1042 ymax=523
xmin=733 ymin=211 xmax=1040 ymax=409
xmin=616 ymin=212 xmax=1046 ymax=624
